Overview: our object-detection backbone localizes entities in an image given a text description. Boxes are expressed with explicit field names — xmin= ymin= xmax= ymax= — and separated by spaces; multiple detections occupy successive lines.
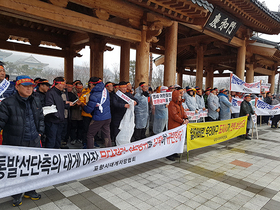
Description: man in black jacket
xmin=111 ymin=81 xmax=138 ymax=141
xmin=239 ymin=94 xmax=256 ymax=140
xmin=0 ymin=75 xmax=44 ymax=207
xmin=33 ymin=79 xmax=50 ymax=106
xmin=44 ymin=77 xmax=73 ymax=148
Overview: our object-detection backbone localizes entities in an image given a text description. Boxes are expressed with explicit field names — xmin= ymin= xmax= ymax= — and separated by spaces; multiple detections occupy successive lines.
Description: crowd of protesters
xmin=0 ymin=60 xmax=279 ymax=206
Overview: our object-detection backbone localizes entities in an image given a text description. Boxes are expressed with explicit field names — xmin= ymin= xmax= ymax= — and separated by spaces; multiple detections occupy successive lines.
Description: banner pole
xmin=186 ymin=151 xmax=189 ymax=162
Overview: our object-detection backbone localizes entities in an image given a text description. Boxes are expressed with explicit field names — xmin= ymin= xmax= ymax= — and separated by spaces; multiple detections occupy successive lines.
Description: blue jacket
xmin=218 ymin=93 xmax=232 ymax=120
xmin=83 ymin=82 xmax=111 ymax=121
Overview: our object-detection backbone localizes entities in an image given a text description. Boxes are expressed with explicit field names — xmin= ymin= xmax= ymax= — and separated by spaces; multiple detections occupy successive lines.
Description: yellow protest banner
xmin=187 ymin=116 xmax=247 ymax=152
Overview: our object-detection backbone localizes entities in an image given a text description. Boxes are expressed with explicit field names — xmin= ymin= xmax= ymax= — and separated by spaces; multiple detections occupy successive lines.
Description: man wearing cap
xmin=0 ymin=75 xmax=44 ymax=206
xmin=218 ymin=89 xmax=232 ymax=120
xmin=207 ymin=89 xmax=220 ymax=121
xmin=0 ymin=61 xmax=15 ymax=102
xmin=240 ymin=94 xmax=255 ymax=139
xmin=111 ymin=81 xmax=138 ymax=142
xmin=44 ymin=77 xmax=73 ymax=148
xmin=195 ymin=87 xmax=206 ymax=110
xmin=81 ymin=77 xmax=112 ymax=148
xmin=134 ymin=82 xmax=149 ymax=141
xmin=33 ymin=79 xmax=50 ymax=106
xmin=184 ymin=86 xmax=199 ymax=113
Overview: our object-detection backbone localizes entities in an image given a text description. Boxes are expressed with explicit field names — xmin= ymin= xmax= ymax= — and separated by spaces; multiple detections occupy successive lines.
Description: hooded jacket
xmin=208 ymin=92 xmax=220 ymax=120
xmin=83 ymin=82 xmax=111 ymax=121
xmin=134 ymin=87 xmax=149 ymax=129
xmin=184 ymin=91 xmax=199 ymax=111
xmin=168 ymin=90 xmax=188 ymax=130
xmin=218 ymin=93 xmax=232 ymax=120
xmin=195 ymin=94 xmax=205 ymax=109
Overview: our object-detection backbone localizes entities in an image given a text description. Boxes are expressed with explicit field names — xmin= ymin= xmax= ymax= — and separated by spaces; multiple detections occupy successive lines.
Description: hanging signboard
xmin=204 ymin=8 xmax=241 ymax=40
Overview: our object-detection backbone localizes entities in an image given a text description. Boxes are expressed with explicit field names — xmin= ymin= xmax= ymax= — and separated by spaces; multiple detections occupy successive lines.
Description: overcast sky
xmin=2 ymin=0 xmax=280 ymax=70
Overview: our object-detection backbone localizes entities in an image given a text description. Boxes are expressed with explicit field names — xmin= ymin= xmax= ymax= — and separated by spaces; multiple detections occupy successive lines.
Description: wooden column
xmin=206 ymin=65 xmax=214 ymax=88
xmin=268 ymin=70 xmax=276 ymax=94
xmin=120 ymin=41 xmax=130 ymax=82
xmin=236 ymin=40 xmax=246 ymax=80
xmin=177 ymin=68 xmax=183 ymax=87
xmin=246 ymin=64 xmax=254 ymax=83
xmin=64 ymin=50 xmax=73 ymax=82
xmin=89 ymin=35 xmax=106 ymax=79
xmin=195 ymin=44 xmax=204 ymax=89
xmin=135 ymin=27 xmax=150 ymax=86
xmin=164 ymin=22 xmax=178 ymax=87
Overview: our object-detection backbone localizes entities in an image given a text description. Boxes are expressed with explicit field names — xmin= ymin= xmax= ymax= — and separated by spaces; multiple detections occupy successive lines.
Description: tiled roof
xmin=251 ymin=36 xmax=280 ymax=50
xmin=191 ymin=0 xmax=214 ymax=12
xmin=251 ymin=0 xmax=280 ymax=23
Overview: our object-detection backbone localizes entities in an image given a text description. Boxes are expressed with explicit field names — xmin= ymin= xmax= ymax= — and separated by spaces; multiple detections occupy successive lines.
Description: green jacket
xmin=239 ymin=100 xmax=254 ymax=120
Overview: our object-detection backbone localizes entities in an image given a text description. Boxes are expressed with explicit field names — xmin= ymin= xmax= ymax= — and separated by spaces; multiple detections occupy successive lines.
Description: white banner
xmin=231 ymin=98 xmax=256 ymax=114
xmin=116 ymin=90 xmax=133 ymax=103
xmin=185 ymin=109 xmax=208 ymax=120
xmin=261 ymin=83 xmax=271 ymax=92
xmin=0 ymin=125 xmax=186 ymax=198
xmin=255 ymin=100 xmax=280 ymax=116
xmin=151 ymin=92 xmax=172 ymax=105
xmin=230 ymin=73 xmax=261 ymax=93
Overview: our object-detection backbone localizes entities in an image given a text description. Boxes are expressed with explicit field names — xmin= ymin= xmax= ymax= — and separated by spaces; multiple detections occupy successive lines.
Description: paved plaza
xmin=1 ymin=125 xmax=280 ymax=210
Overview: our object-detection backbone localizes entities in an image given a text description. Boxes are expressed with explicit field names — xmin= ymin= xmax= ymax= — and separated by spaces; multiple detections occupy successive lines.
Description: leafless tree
xmin=151 ymin=65 xmax=164 ymax=89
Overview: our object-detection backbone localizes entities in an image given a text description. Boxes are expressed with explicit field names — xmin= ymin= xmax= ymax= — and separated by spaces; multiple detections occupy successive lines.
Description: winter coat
xmin=70 ymin=90 xmax=82 ymax=121
xmin=134 ymin=87 xmax=149 ymax=129
xmin=264 ymin=96 xmax=273 ymax=105
xmin=218 ymin=93 xmax=232 ymax=120
xmin=153 ymin=104 xmax=168 ymax=134
xmin=184 ymin=92 xmax=198 ymax=111
xmin=0 ymin=92 xmax=44 ymax=146
xmin=33 ymin=90 xmax=46 ymax=107
xmin=83 ymin=82 xmax=111 ymax=121
xmin=79 ymin=88 xmax=92 ymax=118
xmin=45 ymin=87 xmax=70 ymax=123
xmin=196 ymin=94 xmax=205 ymax=109
xmin=168 ymin=90 xmax=188 ymax=130
xmin=111 ymin=91 xmax=138 ymax=127
xmin=208 ymin=93 xmax=220 ymax=120
xmin=239 ymin=100 xmax=254 ymax=119
xmin=239 ymin=100 xmax=255 ymax=129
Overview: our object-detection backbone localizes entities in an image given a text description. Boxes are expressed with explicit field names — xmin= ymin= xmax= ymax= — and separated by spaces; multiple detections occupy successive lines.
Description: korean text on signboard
xmin=204 ymin=8 xmax=241 ymax=40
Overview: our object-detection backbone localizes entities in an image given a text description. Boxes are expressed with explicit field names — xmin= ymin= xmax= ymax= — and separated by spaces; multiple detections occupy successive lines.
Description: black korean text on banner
xmin=0 ymin=125 xmax=186 ymax=198
xmin=152 ymin=92 xmax=172 ymax=105
xmin=204 ymin=8 xmax=241 ymax=40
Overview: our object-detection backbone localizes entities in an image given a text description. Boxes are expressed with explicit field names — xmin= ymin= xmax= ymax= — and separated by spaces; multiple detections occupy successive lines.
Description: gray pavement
xmin=1 ymin=125 xmax=280 ymax=210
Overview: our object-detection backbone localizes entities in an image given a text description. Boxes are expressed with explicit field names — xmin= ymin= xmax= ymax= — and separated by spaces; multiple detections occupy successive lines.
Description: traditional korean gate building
xmin=0 ymin=0 xmax=279 ymax=91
